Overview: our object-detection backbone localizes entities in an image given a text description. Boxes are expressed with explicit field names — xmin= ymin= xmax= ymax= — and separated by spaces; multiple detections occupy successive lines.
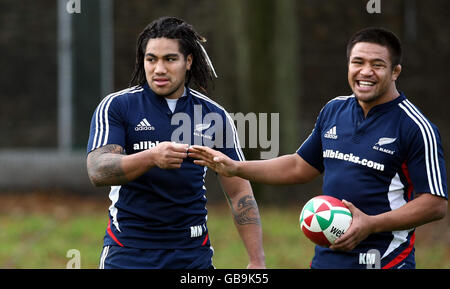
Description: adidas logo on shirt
xmin=135 ymin=118 xmax=155 ymax=131
xmin=324 ymin=126 xmax=338 ymax=139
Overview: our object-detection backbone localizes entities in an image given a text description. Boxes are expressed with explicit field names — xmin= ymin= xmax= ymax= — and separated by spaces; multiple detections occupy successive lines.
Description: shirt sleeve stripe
xmin=403 ymin=99 xmax=444 ymax=196
xmin=398 ymin=101 xmax=444 ymax=197
xmin=190 ymin=89 xmax=245 ymax=161
xmin=91 ymin=86 xmax=142 ymax=151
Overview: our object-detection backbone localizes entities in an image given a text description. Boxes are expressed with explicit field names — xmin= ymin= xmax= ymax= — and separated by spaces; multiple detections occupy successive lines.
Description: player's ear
xmin=392 ymin=64 xmax=401 ymax=81
xmin=186 ymin=54 xmax=193 ymax=71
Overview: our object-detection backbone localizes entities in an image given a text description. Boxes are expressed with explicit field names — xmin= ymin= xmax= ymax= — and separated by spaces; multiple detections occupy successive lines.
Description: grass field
xmin=0 ymin=192 xmax=448 ymax=269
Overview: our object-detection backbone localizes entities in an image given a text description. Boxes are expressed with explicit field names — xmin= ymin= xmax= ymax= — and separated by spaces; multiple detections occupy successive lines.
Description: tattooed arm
xmin=87 ymin=142 xmax=189 ymax=186
xmin=87 ymin=144 xmax=126 ymax=186
xmin=219 ymin=175 xmax=265 ymax=269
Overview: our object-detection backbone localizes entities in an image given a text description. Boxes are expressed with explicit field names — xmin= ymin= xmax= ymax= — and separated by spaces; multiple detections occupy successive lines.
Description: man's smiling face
xmin=348 ymin=42 xmax=401 ymax=107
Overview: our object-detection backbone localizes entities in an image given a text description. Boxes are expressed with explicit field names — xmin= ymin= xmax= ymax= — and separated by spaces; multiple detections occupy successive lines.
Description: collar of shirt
xmin=353 ymin=91 xmax=406 ymax=120
xmin=143 ymin=83 xmax=190 ymax=115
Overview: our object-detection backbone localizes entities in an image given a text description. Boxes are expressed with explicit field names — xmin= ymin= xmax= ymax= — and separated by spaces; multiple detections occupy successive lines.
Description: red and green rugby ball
xmin=299 ymin=195 xmax=352 ymax=247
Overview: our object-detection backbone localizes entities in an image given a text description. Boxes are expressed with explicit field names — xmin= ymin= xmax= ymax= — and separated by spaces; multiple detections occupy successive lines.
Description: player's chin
xmin=150 ymin=83 xmax=176 ymax=96
xmin=354 ymin=92 xmax=379 ymax=103
xmin=152 ymin=86 xmax=171 ymax=96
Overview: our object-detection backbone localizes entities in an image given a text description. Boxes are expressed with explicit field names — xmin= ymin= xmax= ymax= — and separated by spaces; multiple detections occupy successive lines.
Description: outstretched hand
xmin=188 ymin=145 xmax=238 ymax=177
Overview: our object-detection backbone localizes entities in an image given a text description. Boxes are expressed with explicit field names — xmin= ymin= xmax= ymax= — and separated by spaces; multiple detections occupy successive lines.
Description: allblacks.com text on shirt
xmin=323 ymin=149 xmax=385 ymax=172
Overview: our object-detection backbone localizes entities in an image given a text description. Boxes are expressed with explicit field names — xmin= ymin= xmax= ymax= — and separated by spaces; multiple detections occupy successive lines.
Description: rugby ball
xmin=299 ymin=195 xmax=352 ymax=247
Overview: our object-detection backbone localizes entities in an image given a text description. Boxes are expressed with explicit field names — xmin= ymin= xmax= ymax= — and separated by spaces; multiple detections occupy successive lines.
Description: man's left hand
xmin=329 ymin=200 xmax=375 ymax=251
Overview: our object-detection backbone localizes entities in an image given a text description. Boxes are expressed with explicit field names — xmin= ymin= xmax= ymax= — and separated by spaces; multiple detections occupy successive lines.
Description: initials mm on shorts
xmin=190 ymin=224 xmax=206 ymax=238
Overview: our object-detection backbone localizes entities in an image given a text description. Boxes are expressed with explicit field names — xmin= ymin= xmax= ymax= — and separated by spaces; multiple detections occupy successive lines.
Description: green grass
xmin=0 ymin=202 xmax=448 ymax=268
xmin=209 ymin=205 xmax=315 ymax=268
xmin=0 ymin=214 xmax=107 ymax=268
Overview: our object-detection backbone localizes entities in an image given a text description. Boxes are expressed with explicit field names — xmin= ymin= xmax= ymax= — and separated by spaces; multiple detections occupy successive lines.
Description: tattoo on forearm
xmin=231 ymin=195 xmax=261 ymax=226
xmin=87 ymin=144 xmax=128 ymax=185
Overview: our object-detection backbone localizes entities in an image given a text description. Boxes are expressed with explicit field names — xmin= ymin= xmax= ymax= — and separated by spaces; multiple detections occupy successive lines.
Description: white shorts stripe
xmin=99 ymin=245 xmax=110 ymax=269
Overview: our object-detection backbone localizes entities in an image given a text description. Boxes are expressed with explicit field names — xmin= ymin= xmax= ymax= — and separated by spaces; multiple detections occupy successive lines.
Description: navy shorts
xmin=99 ymin=245 xmax=214 ymax=269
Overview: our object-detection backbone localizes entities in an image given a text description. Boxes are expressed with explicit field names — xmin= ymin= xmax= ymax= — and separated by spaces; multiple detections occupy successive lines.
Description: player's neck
xmin=358 ymin=87 xmax=400 ymax=118
xmin=165 ymin=85 xmax=186 ymax=100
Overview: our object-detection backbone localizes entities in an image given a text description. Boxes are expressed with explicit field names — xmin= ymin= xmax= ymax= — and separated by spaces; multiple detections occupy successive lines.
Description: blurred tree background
xmin=0 ymin=0 xmax=449 ymax=204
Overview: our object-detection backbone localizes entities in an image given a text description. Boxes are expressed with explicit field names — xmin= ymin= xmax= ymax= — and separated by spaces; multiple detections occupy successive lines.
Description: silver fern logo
xmin=375 ymin=137 xmax=397 ymax=146
xmin=373 ymin=137 xmax=396 ymax=155
xmin=195 ymin=123 xmax=212 ymax=132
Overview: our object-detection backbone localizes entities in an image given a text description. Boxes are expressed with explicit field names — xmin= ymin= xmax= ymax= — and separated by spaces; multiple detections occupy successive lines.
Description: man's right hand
xmin=150 ymin=142 xmax=189 ymax=169
xmin=188 ymin=145 xmax=238 ymax=177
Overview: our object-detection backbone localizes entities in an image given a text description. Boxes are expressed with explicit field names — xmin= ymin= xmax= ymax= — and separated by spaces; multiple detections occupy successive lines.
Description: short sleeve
xmin=87 ymin=95 xmax=126 ymax=154
xmin=296 ymin=111 xmax=324 ymax=173
xmin=404 ymin=122 xmax=447 ymax=199
xmin=215 ymin=110 xmax=245 ymax=162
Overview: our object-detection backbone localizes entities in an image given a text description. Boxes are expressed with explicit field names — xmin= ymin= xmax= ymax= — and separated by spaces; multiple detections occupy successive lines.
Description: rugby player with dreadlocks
xmin=87 ymin=17 xmax=265 ymax=269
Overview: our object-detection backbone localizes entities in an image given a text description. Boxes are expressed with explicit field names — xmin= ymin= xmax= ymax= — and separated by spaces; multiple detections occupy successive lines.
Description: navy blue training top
xmin=297 ymin=92 xmax=447 ymax=269
xmin=87 ymin=84 xmax=244 ymax=249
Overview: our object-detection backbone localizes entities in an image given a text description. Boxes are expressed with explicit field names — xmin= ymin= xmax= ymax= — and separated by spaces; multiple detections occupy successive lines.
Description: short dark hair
xmin=346 ymin=27 xmax=402 ymax=68
xmin=130 ymin=16 xmax=214 ymax=93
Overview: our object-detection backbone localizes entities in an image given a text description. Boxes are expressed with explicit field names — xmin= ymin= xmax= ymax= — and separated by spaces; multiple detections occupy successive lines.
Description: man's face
xmin=144 ymin=37 xmax=193 ymax=99
xmin=348 ymin=42 xmax=401 ymax=105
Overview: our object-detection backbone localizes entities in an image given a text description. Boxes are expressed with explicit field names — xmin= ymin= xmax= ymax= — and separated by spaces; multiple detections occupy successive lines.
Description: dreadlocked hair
xmin=129 ymin=16 xmax=215 ymax=94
